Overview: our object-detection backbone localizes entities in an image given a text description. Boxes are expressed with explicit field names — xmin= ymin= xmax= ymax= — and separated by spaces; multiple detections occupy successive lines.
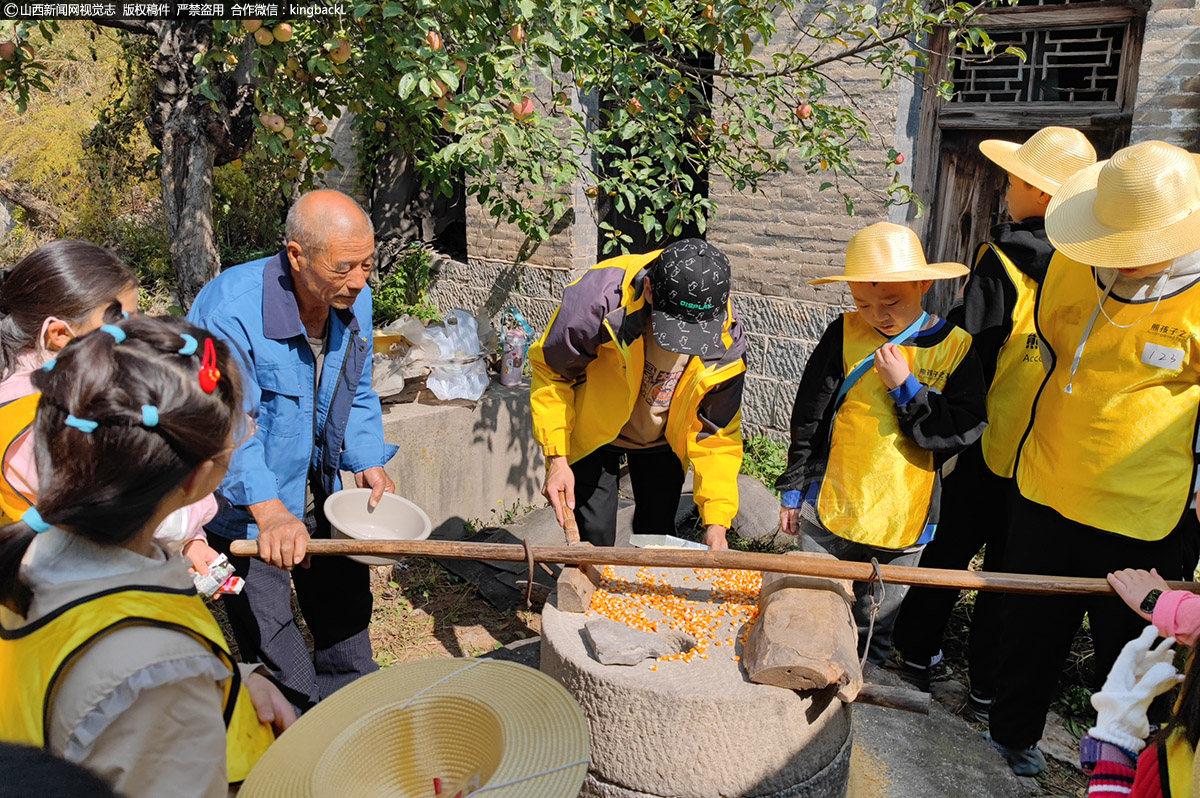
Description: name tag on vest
xmin=1142 ymin=342 xmax=1185 ymax=371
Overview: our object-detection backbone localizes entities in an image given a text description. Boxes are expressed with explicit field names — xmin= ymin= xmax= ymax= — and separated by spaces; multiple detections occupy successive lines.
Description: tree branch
xmin=0 ymin=178 xmax=65 ymax=227
xmin=91 ymin=18 xmax=157 ymax=36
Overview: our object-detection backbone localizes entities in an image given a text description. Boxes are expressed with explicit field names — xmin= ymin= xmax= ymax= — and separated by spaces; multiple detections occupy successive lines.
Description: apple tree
xmin=0 ymin=1 xmax=1004 ymax=303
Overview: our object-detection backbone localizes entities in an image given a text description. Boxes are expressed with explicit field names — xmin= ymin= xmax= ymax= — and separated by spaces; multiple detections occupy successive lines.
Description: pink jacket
xmin=1151 ymin=590 xmax=1200 ymax=647
xmin=1 ymin=356 xmax=215 ymax=545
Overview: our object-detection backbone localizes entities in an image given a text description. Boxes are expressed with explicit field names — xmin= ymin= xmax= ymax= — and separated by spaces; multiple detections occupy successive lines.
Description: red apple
xmin=894 ymin=153 xmax=905 ymax=165
xmin=626 ymin=97 xmax=643 ymax=115
xmin=329 ymin=39 xmax=352 ymax=64
xmin=795 ymin=103 xmax=813 ymax=120
xmin=254 ymin=27 xmax=274 ymax=46
xmin=426 ymin=30 xmax=443 ymax=51
xmin=510 ymin=23 xmax=527 ymax=45
xmin=510 ymin=95 xmax=536 ymax=122
xmin=242 ymin=20 xmax=262 ymax=33
xmin=0 ymin=42 xmax=16 ymax=63
xmin=273 ymin=23 xmax=293 ymax=43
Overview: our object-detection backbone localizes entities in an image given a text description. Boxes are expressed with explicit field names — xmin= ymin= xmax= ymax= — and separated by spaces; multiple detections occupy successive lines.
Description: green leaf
xmin=383 ymin=2 xmax=404 ymax=19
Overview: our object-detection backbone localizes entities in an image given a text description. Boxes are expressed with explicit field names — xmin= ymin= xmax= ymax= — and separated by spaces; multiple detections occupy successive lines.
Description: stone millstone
xmin=584 ymin=618 xmax=692 ymax=666
xmin=541 ymin=568 xmax=851 ymax=798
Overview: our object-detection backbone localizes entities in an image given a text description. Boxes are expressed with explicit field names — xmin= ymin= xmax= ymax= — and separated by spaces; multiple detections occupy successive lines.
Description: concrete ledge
xmin=380 ymin=379 xmax=543 ymax=536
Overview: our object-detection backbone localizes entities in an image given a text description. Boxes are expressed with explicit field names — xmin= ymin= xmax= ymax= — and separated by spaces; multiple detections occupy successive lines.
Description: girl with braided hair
xmin=0 ymin=315 xmax=288 ymax=798
xmin=0 ymin=240 xmax=221 ymax=574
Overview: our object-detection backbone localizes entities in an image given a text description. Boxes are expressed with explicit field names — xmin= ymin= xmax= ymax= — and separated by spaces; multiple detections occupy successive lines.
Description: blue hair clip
xmin=177 ymin=334 xmax=198 ymax=356
xmin=41 ymin=359 xmax=56 ymax=372
xmin=21 ymin=506 xmax=50 ymax=534
xmin=141 ymin=405 xmax=159 ymax=428
xmin=65 ymin=414 xmax=98 ymax=433
xmin=100 ymin=325 xmax=126 ymax=344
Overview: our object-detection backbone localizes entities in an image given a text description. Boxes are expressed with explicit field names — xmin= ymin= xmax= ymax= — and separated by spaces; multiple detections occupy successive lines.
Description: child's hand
xmin=874 ymin=343 xmax=911 ymax=390
xmin=183 ymin=538 xmax=221 ymax=576
xmin=780 ymin=507 xmax=801 ymax=537
xmin=1108 ymin=568 xmax=1171 ymax=621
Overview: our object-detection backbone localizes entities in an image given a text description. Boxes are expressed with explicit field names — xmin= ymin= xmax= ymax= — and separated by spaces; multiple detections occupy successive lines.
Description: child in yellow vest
xmin=988 ymin=141 xmax=1200 ymax=777
xmin=776 ymin=222 xmax=987 ymax=664
xmin=0 ymin=315 xmax=288 ymax=797
xmin=893 ymin=127 xmax=1097 ymax=717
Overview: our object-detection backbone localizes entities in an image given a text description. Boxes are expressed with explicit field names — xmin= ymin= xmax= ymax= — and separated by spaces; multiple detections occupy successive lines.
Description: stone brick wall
xmin=1132 ymin=0 xmax=1200 ymax=150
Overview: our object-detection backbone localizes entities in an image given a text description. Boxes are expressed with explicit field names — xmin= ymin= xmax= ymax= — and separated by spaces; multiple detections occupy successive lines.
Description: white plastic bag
xmin=426 ymin=309 xmax=489 ymax=401
xmin=371 ymin=352 xmax=407 ymax=400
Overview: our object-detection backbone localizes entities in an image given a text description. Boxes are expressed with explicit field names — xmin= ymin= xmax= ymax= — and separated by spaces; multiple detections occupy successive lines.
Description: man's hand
xmin=182 ymin=538 xmax=221 ymax=576
xmin=780 ymin=507 xmax=801 ymax=537
xmin=244 ymin=671 xmax=297 ymax=735
xmin=355 ymin=466 xmax=395 ymax=509
xmin=873 ymin=343 xmax=911 ymax=391
xmin=704 ymin=524 xmax=729 ymax=550
xmin=1108 ymin=568 xmax=1171 ymax=622
xmin=542 ymin=455 xmax=575 ymax=525
xmin=249 ymin=499 xmax=309 ymax=571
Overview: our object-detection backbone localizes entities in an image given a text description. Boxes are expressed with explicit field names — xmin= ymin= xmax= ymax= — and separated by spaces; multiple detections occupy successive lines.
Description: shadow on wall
xmin=472 ymin=380 xmax=543 ymax=506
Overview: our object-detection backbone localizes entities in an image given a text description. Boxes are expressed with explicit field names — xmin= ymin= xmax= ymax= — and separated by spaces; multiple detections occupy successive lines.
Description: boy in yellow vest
xmin=776 ymin=222 xmax=987 ymax=665
xmin=987 ymin=140 xmax=1200 ymax=777
xmin=893 ymin=127 xmax=1097 ymax=718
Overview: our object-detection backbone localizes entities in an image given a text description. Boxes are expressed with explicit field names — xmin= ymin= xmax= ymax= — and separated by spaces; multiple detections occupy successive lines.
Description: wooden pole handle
xmin=224 ymin=538 xmax=1200 ymax=597
xmin=558 ymin=489 xmax=580 ymax=544
xmin=854 ymin=683 xmax=930 ymax=715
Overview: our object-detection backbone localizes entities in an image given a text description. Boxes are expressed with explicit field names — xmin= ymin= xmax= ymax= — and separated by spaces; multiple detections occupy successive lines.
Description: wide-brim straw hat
xmin=979 ymin=126 xmax=1097 ymax=195
xmin=1046 ymin=140 xmax=1200 ymax=268
xmin=809 ymin=222 xmax=968 ymax=285
xmin=239 ymin=659 xmax=590 ymax=798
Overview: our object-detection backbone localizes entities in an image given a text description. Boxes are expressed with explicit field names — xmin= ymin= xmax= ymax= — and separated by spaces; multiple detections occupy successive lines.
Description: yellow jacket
xmin=529 ymin=251 xmax=747 ymax=528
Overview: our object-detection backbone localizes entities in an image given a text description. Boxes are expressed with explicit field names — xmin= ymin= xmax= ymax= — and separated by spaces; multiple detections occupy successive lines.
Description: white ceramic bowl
xmin=324 ymin=489 xmax=432 ymax=566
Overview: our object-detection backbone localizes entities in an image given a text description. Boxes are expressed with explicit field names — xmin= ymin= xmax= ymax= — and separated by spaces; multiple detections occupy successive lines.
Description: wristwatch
xmin=1140 ymin=589 xmax=1164 ymax=615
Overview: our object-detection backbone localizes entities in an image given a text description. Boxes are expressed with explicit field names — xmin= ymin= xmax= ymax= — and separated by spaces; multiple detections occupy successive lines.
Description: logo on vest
xmin=916 ymin=366 xmax=950 ymax=390
xmin=1149 ymin=323 xmax=1191 ymax=343
xmin=1023 ymin=334 xmax=1042 ymax=363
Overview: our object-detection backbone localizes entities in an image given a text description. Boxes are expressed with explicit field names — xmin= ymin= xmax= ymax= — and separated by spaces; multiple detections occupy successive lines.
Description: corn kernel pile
xmin=587 ymin=564 xmax=763 ymax=669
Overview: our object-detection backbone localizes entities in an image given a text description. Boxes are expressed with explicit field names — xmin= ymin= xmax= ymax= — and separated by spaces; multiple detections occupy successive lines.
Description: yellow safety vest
xmin=0 ymin=393 xmax=38 ymax=524
xmin=1016 ymin=254 xmax=1200 ymax=540
xmin=979 ymin=245 xmax=1045 ymax=479
xmin=817 ymin=313 xmax=973 ymax=549
xmin=0 ymin=587 xmax=274 ymax=783
xmin=1160 ymin=727 xmax=1194 ymax=798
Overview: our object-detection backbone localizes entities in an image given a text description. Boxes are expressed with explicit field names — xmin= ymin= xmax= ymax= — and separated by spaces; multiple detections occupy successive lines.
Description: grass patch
xmin=740 ymin=434 xmax=787 ymax=493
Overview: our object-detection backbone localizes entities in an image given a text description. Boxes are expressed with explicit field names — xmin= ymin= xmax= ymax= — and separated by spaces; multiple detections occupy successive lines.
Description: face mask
xmin=35 ymin=316 xmax=76 ymax=365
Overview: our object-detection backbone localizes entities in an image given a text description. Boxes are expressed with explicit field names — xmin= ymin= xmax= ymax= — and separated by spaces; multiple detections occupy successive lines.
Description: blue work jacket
xmin=188 ymin=251 xmax=398 ymax=540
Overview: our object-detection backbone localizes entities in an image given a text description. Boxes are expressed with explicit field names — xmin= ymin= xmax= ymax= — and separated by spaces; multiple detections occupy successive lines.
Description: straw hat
xmin=979 ymin=126 xmax=1097 ymax=195
xmin=1045 ymin=140 xmax=1200 ymax=268
xmin=809 ymin=222 xmax=968 ymax=285
xmin=240 ymin=659 xmax=590 ymax=798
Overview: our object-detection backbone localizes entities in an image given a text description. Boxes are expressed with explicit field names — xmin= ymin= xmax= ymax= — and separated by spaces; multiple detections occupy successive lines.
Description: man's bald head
xmin=284 ymin=189 xmax=374 ymax=257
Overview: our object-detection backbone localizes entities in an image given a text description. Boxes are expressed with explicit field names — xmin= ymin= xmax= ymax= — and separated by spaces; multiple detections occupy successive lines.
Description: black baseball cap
xmin=647 ymin=238 xmax=731 ymax=357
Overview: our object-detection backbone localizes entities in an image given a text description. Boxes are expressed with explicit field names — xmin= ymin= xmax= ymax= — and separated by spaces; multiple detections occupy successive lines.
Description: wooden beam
xmin=937 ymin=103 xmax=1131 ymax=130
xmin=227 ymin=538 xmax=1200 ymax=597
xmin=975 ymin=3 xmax=1144 ymax=29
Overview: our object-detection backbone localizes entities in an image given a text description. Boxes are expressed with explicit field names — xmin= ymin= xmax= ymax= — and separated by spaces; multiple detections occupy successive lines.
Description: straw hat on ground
xmin=809 ymin=222 xmax=968 ymax=285
xmin=1045 ymin=140 xmax=1200 ymax=268
xmin=240 ymin=658 xmax=590 ymax=798
xmin=979 ymin=126 xmax=1097 ymax=195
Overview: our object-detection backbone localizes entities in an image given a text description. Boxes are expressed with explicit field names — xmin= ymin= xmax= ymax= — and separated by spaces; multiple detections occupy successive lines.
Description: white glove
xmin=1088 ymin=625 xmax=1182 ymax=753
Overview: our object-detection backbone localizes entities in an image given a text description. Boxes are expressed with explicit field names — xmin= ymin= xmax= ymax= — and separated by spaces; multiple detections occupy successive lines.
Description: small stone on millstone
xmin=584 ymin=618 xmax=691 ymax=666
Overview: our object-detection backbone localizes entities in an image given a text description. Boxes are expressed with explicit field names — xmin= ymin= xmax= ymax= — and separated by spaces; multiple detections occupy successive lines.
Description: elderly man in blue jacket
xmin=189 ymin=189 xmax=397 ymax=709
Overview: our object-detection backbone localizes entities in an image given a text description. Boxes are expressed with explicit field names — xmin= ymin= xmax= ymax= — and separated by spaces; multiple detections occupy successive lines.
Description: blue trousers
xmin=209 ymin=509 xmax=378 ymax=712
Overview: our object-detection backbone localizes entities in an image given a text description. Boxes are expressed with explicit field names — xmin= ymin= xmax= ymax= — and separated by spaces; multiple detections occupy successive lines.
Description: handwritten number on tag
xmin=1142 ymin=342 xmax=1185 ymax=371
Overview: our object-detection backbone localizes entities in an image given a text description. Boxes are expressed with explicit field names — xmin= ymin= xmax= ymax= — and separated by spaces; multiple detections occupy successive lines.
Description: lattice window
xmin=1013 ymin=0 xmax=1105 ymax=5
xmin=949 ymin=24 xmax=1126 ymax=103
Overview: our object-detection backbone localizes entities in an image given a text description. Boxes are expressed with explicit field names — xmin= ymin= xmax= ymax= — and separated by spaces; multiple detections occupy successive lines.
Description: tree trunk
xmin=145 ymin=21 xmax=258 ymax=308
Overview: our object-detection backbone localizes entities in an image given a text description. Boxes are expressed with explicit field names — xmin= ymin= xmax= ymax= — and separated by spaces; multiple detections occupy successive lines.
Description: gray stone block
xmin=583 ymin=618 xmax=693 ymax=666
xmin=733 ymin=473 xmax=782 ymax=542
